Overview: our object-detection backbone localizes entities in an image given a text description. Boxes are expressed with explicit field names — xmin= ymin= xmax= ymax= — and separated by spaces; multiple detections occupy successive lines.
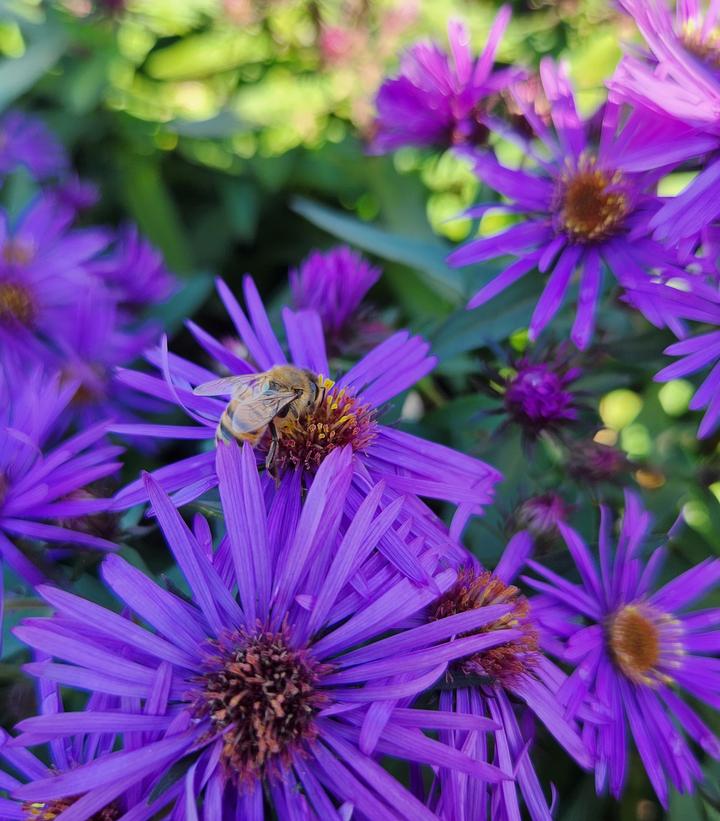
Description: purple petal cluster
xmin=448 ymin=59 xmax=683 ymax=349
xmin=425 ymin=533 xmax=594 ymax=819
xmin=112 ymin=275 xmax=502 ymax=547
xmin=0 ymin=111 xmax=68 ymax=182
xmin=624 ymin=278 xmax=720 ymax=436
xmin=8 ymin=445 xmax=517 ymax=816
xmin=371 ymin=10 xmax=517 ymax=153
xmin=0 ymin=366 xmax=122 ymax=584
xmin=290 ymin=245 xmax=384 ymax=352
xmin=611 ymin=0 xmax=720 ymax=244
xmin=526 ymin=492 xmax=720 ymax=806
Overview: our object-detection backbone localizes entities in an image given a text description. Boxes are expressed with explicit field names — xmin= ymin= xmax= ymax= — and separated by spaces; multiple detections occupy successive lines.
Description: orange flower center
xmin=557 ymin=163 xmax=629 ymax=243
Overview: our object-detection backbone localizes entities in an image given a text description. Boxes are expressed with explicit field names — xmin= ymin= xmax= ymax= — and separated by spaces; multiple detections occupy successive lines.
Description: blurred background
xmin=1 ymin=1 xmax=719 ymax=818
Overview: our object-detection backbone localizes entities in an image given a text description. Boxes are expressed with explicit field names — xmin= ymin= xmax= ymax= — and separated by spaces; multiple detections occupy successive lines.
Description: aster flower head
xmin=611 ymin=0 xmax=720 ymax=244
xmin=111 ymin=275 xmax=501 ymax=547
xmin=371 ymin=9 xmax=516 ymax=153
xmin=425 ymin=533 xmax=593 ymax=820
xmin=56 ymin=287 xmax=162 ymax=428
xmin=89 ymin=223 xmax=174 ymax=309
xmin=525 ymin=492 xmax=720 ymax=806
xmin=449 ymin=59 xmax=684 ymax=349
xmin=0 ymin=111 xmax=68 ymax=182
xmin=11 ymin=444 xmax=520 ymax=816
xmin=0 ymin=364 xmax=122 ymax=585
xmin=0 ymin=195 xmax=109 ymax=361
xmin=0 ymin=679 xmax=165 ymax=820
xmin=289 ymin=245 xmax=383 ymax=353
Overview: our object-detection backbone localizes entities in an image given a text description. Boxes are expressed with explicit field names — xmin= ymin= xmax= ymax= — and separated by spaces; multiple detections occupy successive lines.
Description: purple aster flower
xmin=448 ymin=59 xmax=685 ymax=349
xmin=110 ymin=276 xmax=501 ymax=543
xmin=0 ymin=364 xmax=122 ymax=585
xmin=56 ymin=286 xmax=164 ymax=429
xmin=0 ymin=677 xmax=171 ymax=819
xmin=0 ymin=195 xmax=109 ymax=361
xmin=0 ymin=111 xmax=67 ymax=182
xmin=422 ymin=533 xmax=593 ymax=819
xmin=371 ymin=10 xmax=517 ymax=153
xmin=290 ymin=245 xmax=386 ymax=354
xmin=624 ymin=278 xmax=720 ymax=436
xmin=525 ymin=492 xmax=720 ymax=806
xmin=89 ymin=223 xmax=174 ymax=309
xmin=611 ymin=0 xmax=720 ymax=244
xmin=11 ymin=445 xmax=518 ymax=816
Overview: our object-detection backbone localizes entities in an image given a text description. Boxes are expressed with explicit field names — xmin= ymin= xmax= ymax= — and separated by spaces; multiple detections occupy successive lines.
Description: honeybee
xmin=193 ymin=365 xmax=324 ymax=477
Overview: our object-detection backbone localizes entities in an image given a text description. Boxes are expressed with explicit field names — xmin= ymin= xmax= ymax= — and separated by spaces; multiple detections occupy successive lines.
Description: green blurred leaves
xmin=0 ymin=21 xmax=66 ymax=111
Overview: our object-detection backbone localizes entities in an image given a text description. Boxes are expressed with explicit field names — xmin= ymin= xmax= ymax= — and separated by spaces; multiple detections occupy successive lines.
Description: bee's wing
xmin=193 ymin=374 xmax=264 ymax=397
xmin=224 ymin=390 xmax=299 ymax=434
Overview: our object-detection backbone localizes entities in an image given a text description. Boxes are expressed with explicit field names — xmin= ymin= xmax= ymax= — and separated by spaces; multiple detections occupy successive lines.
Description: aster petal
xmin=216 ymin=278 xmax=284 ymax=371
xmin=661 ymin=687 xmax=720 ymax=759
xmin=494 ymin=531 xmax=533 ymax=584
xmin=528 ymin=245 xmax=582 ymax=342
xmin=320 ymin=728 xmax=438 ymax=821
xmin=336 ymin=604 xmax=514 ymax=668
xmin=282 ymin=308 xmax=330 ymax=377
xmin=101 ymin=555 xmax=207 ymax=648
xmin=449 ymin=222 xmax=549 ymax=268
xmin=216 ymin=441 xmax=269 ymax=625
xmin=323 ymin=629 xmax=522 ymax=684
xmin=571 ymin=248 xmax=602 ymax=350
xmin=13 ymin=733 xmax=194 ymax=801
xmin=144 ymin=474 xmax=243 ymax=636
xmin=650 ymin=558 xmax=720 ymax=612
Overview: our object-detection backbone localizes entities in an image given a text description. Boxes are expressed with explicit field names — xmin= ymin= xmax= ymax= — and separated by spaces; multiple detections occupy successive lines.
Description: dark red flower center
xmin=556 ymin=163 xmax=629 ymax=243
xmin=193 ymin=629 xmax=327 ymax=782
xmin=0 ymin=281 xmax=36 ymax=325
xmin=269 ymin=383 xmax=377 ymax=475
xmin=23 ymin=798 xmax=121 ymax=820
xmin=431 ymin=568 xmax=540 ymax=686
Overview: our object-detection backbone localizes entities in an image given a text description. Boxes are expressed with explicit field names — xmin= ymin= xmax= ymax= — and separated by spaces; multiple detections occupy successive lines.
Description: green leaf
xmin=118 ymin=156 xmax=194 ymax=275
xmin=291 ymin=196 xmax=466 ymax=304
xmin=167 ymin=110 xmax=247 ymax=138
xmin=0 ymin=24 xmax=68 ymax=111
xmin=430 ymin=280 xmax=543 ymax=359
xmin=148 ymin=749 xmax=202 ymax=802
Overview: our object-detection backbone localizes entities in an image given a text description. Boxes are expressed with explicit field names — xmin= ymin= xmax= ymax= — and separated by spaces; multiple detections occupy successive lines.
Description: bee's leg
xmin=266 ymin=421 xmax=280 ymax=486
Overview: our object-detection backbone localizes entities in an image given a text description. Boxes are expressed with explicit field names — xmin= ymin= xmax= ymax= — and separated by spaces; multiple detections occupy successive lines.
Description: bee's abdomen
xmin=216 ymin=411 xmax=262 ymax=445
